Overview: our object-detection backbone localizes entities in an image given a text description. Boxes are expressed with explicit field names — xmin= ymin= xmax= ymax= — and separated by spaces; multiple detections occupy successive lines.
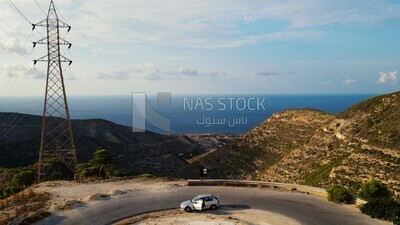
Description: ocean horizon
xmin=0 ymin=94 xmax=376 ymax=134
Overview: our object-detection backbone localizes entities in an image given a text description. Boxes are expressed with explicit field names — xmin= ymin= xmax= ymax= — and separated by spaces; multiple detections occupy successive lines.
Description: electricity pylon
xmin=33 ymin=0 xmax=76 ymax=183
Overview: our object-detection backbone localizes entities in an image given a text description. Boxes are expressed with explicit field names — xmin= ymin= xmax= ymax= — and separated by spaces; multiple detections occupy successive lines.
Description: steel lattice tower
xmin=33 ymin=0 xmax=76 ymax=183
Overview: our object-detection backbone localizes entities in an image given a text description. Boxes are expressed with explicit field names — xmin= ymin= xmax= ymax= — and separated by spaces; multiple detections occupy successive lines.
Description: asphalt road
xmin=35 ymin=186 xmax=389 ymax=225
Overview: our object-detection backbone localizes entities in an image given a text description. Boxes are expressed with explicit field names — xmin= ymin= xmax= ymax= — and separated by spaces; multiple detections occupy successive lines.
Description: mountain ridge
xmin=0 ymin=113 xmax=233 ymax=176
xmin=179 ymin=92 xmax=400 ymax=198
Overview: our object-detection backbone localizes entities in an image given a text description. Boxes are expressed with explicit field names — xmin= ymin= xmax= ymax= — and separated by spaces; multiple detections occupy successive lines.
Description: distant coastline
xmin=0 ymin=94 xmax=376 ymax=134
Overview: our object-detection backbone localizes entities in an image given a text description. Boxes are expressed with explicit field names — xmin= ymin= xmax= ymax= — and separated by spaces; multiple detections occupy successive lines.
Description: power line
xmin=3 ymin=0 xmax=46 ymax=38
xmin=0 ymin=81 xmax=42 ymax=140
xmin=34 ymin=0 xmax=46 ymax=16
xmin=0 ymin=0 xmax=47 ymax=140
xmin=0 ymin=42 xmax=31 ymax=60
xmin=54 ymin=3 xmax=67 ymax=24
xmin=0 ymin=56 xmax=43 ymax=140
xmin=0 ymin=74 xmax=30 ymax=137
xmin=6 ymin=0 xmax=32 ymax=25
xmin=0 ymin=114 xmax=25 ymax=139
xmin=0 ymin=18 xmax=32 ymax=42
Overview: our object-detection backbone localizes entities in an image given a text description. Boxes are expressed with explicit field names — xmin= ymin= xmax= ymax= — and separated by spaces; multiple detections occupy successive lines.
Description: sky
xmin=0 ymin=0 xmax=400 ymax=96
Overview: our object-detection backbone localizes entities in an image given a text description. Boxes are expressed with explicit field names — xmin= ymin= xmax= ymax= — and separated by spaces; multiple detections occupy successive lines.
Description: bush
xmin=358 ymin=180 xmax=391 ymax=201
xmin=3 ymin=186 xmax=22 ymax=197
xmin=80 ymin=166 xmax=95 ymax=178
xmin=2 ymin=170 xmax=36 ymax=197
xmin=9 ymin=171 xmax=36 ymax=188
xmin=79 ymin=165 xmax=105 ymax=178
xmin=112 ymin=170 xmax=132 ymax=177
xmin=327 ymin=184 xmax=353 ymax=203
xmin=78 ymin=150 xmax=117 ymax=179
xmin=91 ymin=149 xmax=114 ymax=167
xmin=360 ymin=198 xmax=400 ymax=225
xmin=139 ymin=174 xmax=157 ymax=179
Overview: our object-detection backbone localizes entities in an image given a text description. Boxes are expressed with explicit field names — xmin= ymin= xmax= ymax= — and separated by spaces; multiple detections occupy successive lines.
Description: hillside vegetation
xmin=0 ymin=115 xmax=234 ymax=176
xmin=180 ymin=92 xmax=400 ymax=198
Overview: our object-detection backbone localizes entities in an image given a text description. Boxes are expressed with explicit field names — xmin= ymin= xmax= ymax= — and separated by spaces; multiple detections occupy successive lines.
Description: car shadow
xmin=193 ymin=204 xmax=251 ymax=215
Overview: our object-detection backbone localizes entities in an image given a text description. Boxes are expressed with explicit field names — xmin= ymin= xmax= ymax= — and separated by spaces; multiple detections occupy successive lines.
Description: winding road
xmin=35 ymin=185 xmax=388 ymax=225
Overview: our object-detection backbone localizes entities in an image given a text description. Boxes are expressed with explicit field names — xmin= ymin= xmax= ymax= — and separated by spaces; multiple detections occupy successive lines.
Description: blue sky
xmin=0 ymin=0 xmax=399 ymax=96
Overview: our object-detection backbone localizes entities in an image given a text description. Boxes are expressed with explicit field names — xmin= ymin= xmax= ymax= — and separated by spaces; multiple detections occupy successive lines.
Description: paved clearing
xmin=33 ymin=179 xmax=390 ymax=225
xmin=116 ymin=208 xmax=300 ymax=225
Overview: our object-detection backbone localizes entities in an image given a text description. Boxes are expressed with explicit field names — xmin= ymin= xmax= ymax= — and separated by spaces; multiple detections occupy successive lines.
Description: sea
xmin=0 ymin=94 xmax=376 ymax=134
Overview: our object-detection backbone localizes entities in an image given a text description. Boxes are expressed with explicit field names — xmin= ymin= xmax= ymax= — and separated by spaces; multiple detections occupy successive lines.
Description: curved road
xmin=36 ymin=186 xmax=388 ymax=225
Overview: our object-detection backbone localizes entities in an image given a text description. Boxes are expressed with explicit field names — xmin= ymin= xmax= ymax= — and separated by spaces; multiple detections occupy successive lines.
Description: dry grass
xmin=0 ymin=188 xmax=50 ymax=225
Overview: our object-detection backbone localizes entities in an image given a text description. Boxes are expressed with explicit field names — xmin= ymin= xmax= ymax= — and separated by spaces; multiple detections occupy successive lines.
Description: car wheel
xmin=185 ymin=206 xmax=192 ymax=212
xmin=210 ymin=204 xmax=217 ymax=210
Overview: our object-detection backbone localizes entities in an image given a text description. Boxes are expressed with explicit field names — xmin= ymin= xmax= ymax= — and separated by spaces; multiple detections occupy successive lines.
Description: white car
xmin=180 ymin=194 xmax=220 ymax=212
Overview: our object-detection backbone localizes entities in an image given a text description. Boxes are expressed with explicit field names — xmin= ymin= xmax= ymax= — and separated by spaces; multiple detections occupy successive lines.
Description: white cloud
xmin=343 ymin=78 xmax=356 ymax=85
xmin=97 ymin=64 xmax=222 ymax=80
xmin=184 ymin=31 xmax=322 ymax=49
xmin=169 ymin=55 xmax=193 ymax=61
xmin=1 ymin=0 xmax=399 ymax=52
xmin=322 ymin=81 xmax=332 ymax=85
xmin=2 ymin=63 xmax=45 ymax=79
xmin=0 ymin=38 xmax=30 ymax=56
xmin=97 ymin=63 xmax=159 ymax=80
xmin=261 ymin=0 xmax=400 ymax=28
xmin=98 ymin=71 xmax=131 ymax=80
xmin=178 ymin=67 xmax=198 ymax=76
xmin=6 ymin=0 xmax=392 ymax=50
xmin=377 ymin=71 xmax=397 ymax=84
xmin=255 ymin=70 xmax=294 ymax=76
xmin=1 ymin=0 xmax=398 ymax=55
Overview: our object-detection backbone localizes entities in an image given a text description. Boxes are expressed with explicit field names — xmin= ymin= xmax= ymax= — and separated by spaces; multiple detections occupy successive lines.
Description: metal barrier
xmin=188 ymin=179 xmax=366 ymax=205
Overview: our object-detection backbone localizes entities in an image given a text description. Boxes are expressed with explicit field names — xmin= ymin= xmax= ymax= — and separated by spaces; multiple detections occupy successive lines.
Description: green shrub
xmin=77 ymin=150 xmax=118 ymax=179
xmin=91 ymin=149 xmax=115 ymax=167
xmin=3 ymin=186 xmax=22 ymax=197
xmin=358 ymin=180 xmax=391 ymax=201
xmin=79 ymin=166 xmax=105 ymax=178
xmin=80 ymin=167 xmax=95 ymax=178
xmin=9 ymin=171 xmax=36 ymax=188
xmin=139 ymin=174 xmax=157 ymax=179
xmin=327 ymin=184 xmax=353 ymax=203
xmin=2 ymin=170 xmax=36 ymax=197
xmin=112 ymin=170 xmax=132 ymax=177
xmin=360 ymin=198 xmax=400 ymax=225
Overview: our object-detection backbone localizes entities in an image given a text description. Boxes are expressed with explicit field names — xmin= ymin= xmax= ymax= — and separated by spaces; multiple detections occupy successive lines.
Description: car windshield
xmin=191 ymin=197 xmax=198 ymax=203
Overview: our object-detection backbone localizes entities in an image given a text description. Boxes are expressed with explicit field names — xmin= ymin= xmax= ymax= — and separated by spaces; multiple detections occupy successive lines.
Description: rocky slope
xmin=184 ymin=92 xmax=400 ymax=198
xmin=0 ymin=114 xmax=232 ymax=176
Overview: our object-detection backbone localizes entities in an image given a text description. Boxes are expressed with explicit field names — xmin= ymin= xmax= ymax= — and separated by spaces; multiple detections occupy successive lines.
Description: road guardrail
xmin=187 ymin=179 xmax=366 ymax=205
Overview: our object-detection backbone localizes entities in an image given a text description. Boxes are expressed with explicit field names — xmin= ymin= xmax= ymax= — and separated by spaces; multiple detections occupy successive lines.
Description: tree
xmin=327 ymin=184 xmax=353 ymax=203
xmin=360 ymin=198 xmax=400 ymax=225
xmin=2 ymin=170 xmax=36 ymax=197
xmin=9 ymin=171 xmax=36 ymax=188
xmin=91 ymin=149 xmax=115 ymax=166
xmin=358 ymin=180 xmax=391 ymax=201
xmin=90 ymin=149 xmax=115 ymax=177
xmin=78 ymin=150 xmax=117 ymax=179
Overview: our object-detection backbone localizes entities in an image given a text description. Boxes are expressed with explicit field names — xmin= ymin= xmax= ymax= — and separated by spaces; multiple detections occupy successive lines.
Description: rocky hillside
xmin=183 ymin=92 xmax=400 ymax=198
xmin=0 ymin=113 xmax=232 ymax=176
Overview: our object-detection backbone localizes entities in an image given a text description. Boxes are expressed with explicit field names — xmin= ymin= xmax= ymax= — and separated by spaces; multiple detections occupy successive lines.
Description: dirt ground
xmin=33 ymin=179 xmax=302 ymax=224
xmin=33 ymin=178 xmax=186 ymax=211
xmin=115 ymin=208 xmax=301 ymax=225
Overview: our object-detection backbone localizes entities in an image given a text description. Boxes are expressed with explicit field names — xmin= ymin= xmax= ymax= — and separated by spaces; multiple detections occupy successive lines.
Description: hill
xmin=0 ymin=113 xmax=233 ymax=176
xmin=179 ymin=92 xmax=400 ymax=198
